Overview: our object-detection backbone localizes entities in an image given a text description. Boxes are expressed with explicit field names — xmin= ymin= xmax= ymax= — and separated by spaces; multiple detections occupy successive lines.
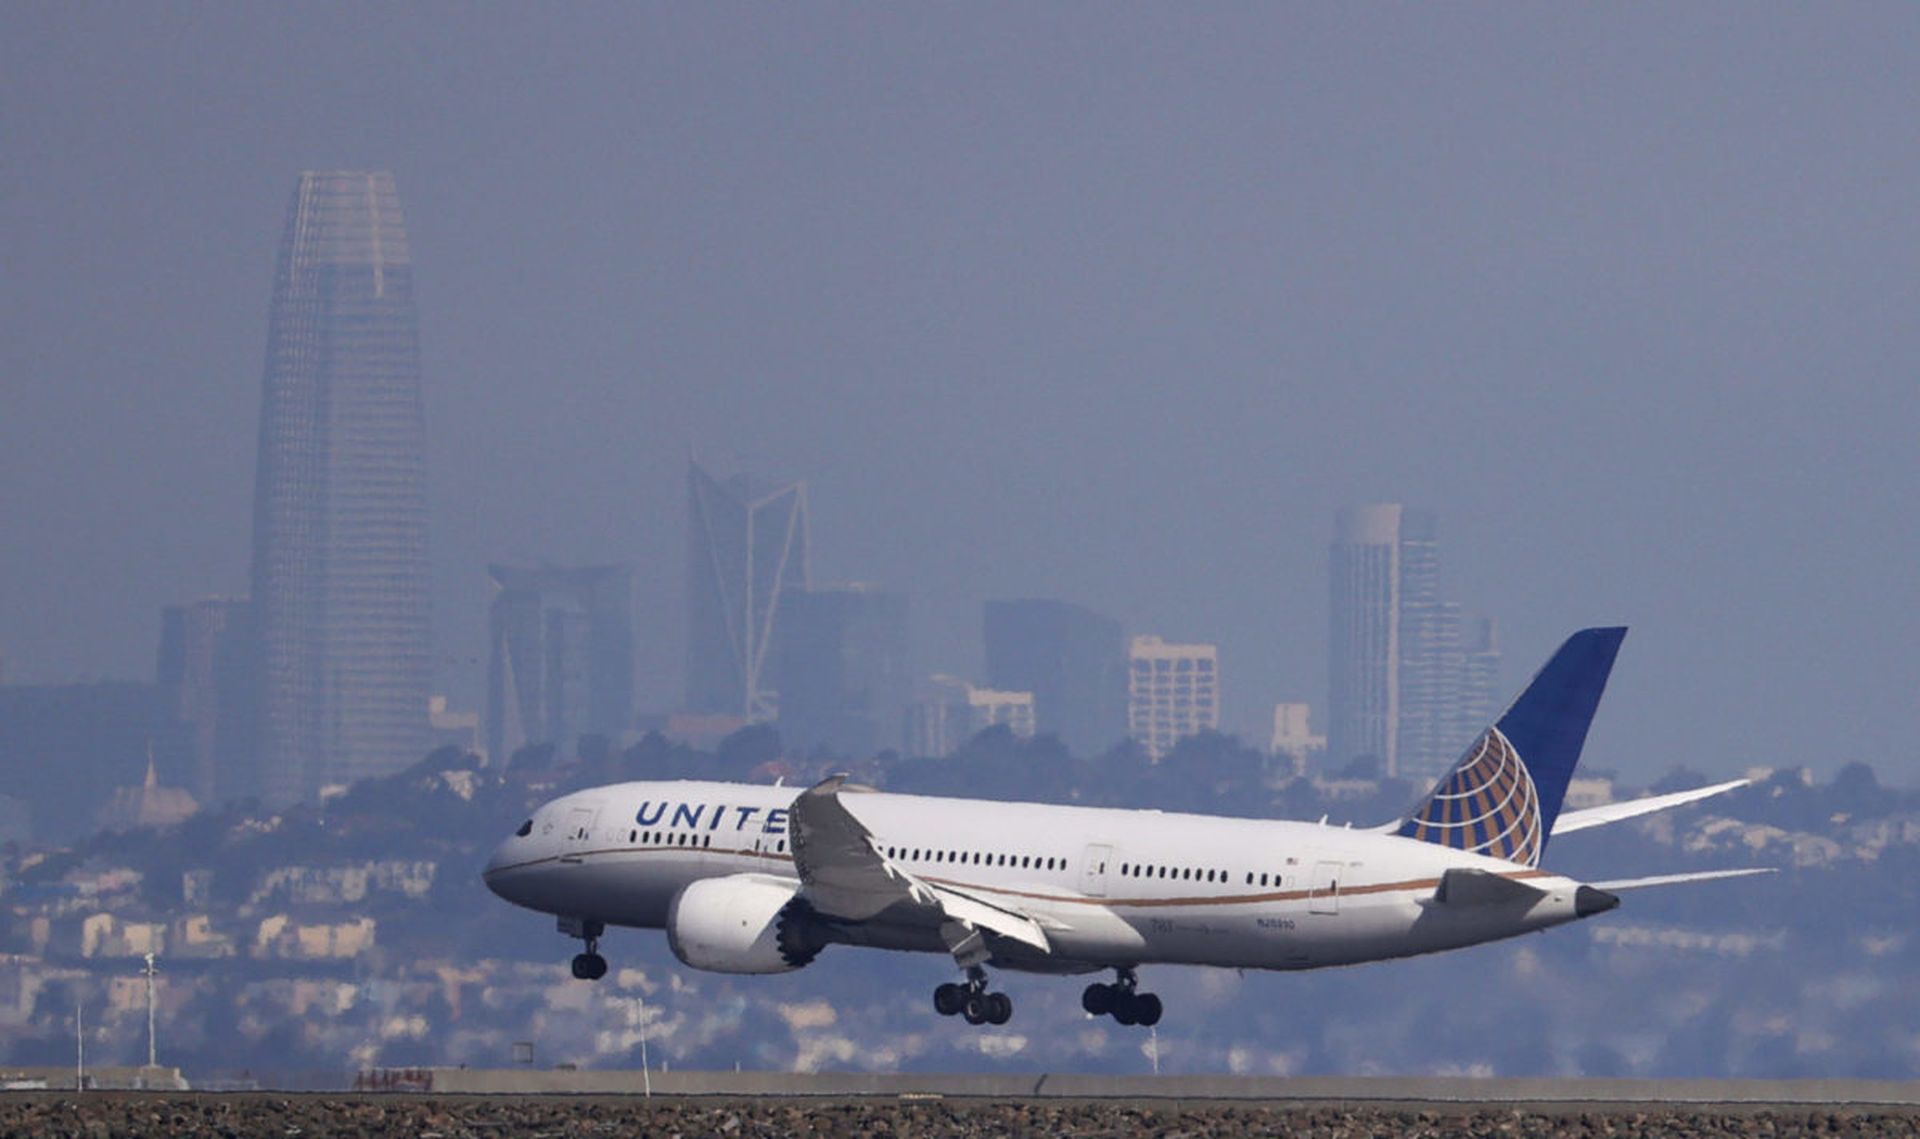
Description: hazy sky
xmin=4 ymin=5 xmax=1917 ymax=782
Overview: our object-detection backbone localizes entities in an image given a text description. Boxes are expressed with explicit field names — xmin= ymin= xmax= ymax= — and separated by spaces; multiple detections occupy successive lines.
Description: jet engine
xmin=666 ymin=874 xmax=825 ymax=974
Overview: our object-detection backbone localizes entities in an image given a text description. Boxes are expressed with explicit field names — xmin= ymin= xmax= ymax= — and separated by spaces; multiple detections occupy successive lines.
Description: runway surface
xmin=5 ymin=1091 xmax=1920 ymax=1139
xmin=422 ymin=1069 xmax=1920 ymax=1106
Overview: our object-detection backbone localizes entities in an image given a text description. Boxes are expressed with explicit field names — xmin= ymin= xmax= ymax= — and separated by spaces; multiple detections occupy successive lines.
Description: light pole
xmin=638 ymin=994 xmax=651 ymax=1098
xmin=143 ymin=953 xmax=159 ymax=1071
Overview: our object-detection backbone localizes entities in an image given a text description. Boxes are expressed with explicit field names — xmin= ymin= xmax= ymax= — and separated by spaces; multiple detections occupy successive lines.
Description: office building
xmin=1268 ymin=702 xmax=1326 ymax=778
xmin=906 ymin=677 xmax=1037 ymax=758
xmin=983 ymin=599 xmax=1126 ymax=756
xmin=156 ymin=597 xmax=256 ymax=805
xmin=1329 ymin=505 xmax=1487 ymax=783
xmin=685 ymin=461 xmax=810 ymax=721
xmin=1451 ymin=617 xmax=1504 ymax=756
xmin=487 ymin=564 xmax=635 ymax=764
xmin=0 ymin=683 xmax=188 ymax=842
xmin=773 ymin=585 xmax=911 ymax=758
xmin=249 ymin=171 xmax=432 ymax=805
xmin=1127 ymin=635 xmax=1220 ymax=762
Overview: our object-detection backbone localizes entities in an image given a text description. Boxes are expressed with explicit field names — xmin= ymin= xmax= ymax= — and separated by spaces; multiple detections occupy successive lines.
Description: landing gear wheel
xmin=1111 ymin=992 xmax=1139 ymax=1026
xmin=1133 ymin=992 xmax=1163 ymax=1027
xmin=933 ymin=982 xmax=967 ymax=1017
xmin=962 ymin=991 xmax=990 ymax=1025
xmin=1082 ymin=982 xmax=1114 ymax=1016
xmin=570 ymin=952 xmax=608 ymax=981
xmin=985 ymin=991 xmax=1013 ymax=1025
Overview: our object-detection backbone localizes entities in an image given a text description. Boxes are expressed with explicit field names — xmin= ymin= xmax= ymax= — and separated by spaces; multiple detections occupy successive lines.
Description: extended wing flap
xmin=1551 ymin=779 xmax=1750 ymax=836
xmin=927 ymin=882 xmax=1050 ymax=952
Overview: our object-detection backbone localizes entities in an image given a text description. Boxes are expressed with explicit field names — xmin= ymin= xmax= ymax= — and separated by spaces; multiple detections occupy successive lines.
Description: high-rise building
xmin=773 ymin=585 xmax=911 ymax=758
xmin=906 ymin=677 xmax=1037 ymax=758
xmin=487 ymin=564 xmax=635 ymax=764
xmin=1329 ymin=505 xmax=1480 ymax=783
xmin=249 ymin=171 xmax=432 ymax=805
xmin=0 ymin=682 xmax=187 ymax=842
xmin=1126 ymin=635 xmax=1220 ymax=761
xmin=1268 ymin=702 xmax=1325 ymax=777
xmin=156 ymin=597 xmax=256 ymax=805
xmin=983 ymin=599 xmax=1126 ymax=756
xmin=685 ymin=461 xmax=810 ymax=721
xmin=1452 ymin=617 xmax=1504 ymax=755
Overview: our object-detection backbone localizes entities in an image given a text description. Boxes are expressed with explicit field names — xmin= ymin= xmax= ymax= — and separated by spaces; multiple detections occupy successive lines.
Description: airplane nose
xmin=482 ymin=841 xmax=518 ymax=899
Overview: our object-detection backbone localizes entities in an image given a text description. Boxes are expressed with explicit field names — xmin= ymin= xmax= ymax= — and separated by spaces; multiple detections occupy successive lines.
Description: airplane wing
xmin=1589 ymin=867 xmax=1776 ymax=891
xmin=788 ymin=776 xmax=1050 ymax=954
xmin=1551 ymin=779 xmax=1750 ymax=836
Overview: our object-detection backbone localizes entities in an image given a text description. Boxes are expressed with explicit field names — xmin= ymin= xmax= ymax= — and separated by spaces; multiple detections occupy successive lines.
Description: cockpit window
xmin=515 ymin=819 xmax=533 ymax=838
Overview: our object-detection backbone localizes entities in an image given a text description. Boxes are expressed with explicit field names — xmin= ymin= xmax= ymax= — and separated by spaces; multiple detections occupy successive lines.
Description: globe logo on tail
xmin=1396 ymin=727 xmax=1544 ymax=867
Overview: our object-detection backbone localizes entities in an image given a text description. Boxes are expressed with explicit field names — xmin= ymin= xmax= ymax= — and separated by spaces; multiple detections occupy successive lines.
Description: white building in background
xmin=906 ymin=676 xmax=1037 ymax=757
xmin=1269 ymin=702 xmax=1326 ymax=777
xmin=967 ymin=686 xmax=1037 ymax=738
xmin=1127 ymin=635 xmax=1220 ymax=762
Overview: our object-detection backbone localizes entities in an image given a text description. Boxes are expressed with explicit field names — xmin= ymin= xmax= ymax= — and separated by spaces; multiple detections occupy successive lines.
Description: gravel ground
xmin=4 ymin=1096 xmax=1919 ymax=1138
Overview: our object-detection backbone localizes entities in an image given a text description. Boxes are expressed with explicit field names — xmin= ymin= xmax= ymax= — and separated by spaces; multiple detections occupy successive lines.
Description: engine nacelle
xmin=667 ymin=874 xmax=822 ymax=974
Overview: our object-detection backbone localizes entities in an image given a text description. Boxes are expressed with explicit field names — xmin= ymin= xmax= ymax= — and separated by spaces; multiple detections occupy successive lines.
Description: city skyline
xmin=6 ymin=9 xmax=1919 ymax=786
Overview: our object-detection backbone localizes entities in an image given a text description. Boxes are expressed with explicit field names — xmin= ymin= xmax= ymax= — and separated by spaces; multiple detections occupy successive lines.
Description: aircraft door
xmin=559 ymin=804 xmax=600 ymax=863
xmin=1080 ymin=844 xmax=1113 ymax=898
xmin=1309 ymin=860 xmax=1341 ymax=915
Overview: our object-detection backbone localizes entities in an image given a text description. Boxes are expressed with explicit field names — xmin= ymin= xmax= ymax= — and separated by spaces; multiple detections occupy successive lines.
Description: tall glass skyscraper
xmin=249 ymin=171 xmax=431 ymax=806
xmin=487 ymin=564 xmax=635 ymax=764
xmin=983 ymin=599 xmax=1127 ymax=757
xmin=1328 ymin=505 xmax=1485 ymax=784
xmin=685 ymin=461 xmax=810 ymax=721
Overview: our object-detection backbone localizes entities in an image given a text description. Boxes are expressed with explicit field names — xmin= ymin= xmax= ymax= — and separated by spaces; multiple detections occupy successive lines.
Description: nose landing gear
xmin=1082 ymin=967 xmax=1162 ymax=1027
xmin=933 ymin=965 xmax=1013 ymax=1026
xmin=560 ymin=916 xmax=609 ymax=981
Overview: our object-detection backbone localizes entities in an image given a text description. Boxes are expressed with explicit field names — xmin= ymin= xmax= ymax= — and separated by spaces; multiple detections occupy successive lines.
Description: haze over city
xmin=5 ymin=5 xmax=1918 ymax=785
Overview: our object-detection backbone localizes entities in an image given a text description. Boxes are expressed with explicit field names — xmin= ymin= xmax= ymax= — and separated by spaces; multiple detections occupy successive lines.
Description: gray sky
xmin=4 ymin=5 xmax=1916 ymax=782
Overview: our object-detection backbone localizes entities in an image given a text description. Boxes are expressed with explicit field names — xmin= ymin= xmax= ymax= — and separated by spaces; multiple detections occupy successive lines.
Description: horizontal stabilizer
xmin=1434 ymin=868 xmax=1549 ymax=906
xmin=1590 ymin=867 xmax=1776 ymax=891
xmin=1552 ymin=779 xmax=1750 ymax=836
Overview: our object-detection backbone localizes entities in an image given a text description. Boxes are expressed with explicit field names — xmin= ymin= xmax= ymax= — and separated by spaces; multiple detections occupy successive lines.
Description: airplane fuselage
xmin=484 ymin=778 xmax=1602 ymax=976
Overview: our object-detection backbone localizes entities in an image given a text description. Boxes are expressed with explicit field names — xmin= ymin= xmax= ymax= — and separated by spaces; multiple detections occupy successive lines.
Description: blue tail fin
xmin=1396 ymin=626 xmax=1627 ymax=867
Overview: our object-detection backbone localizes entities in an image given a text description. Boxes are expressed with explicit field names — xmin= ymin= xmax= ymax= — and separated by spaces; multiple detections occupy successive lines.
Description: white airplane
xmin=484 ymin=627 xmax=1765 ymax=1027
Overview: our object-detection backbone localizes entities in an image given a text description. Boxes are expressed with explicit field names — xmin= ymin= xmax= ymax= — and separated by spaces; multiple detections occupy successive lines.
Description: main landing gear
xmin=933 ymin=965 xmax=1013 ymax=1026
xmin=1082 ymin=967 xmax=1162 ymax=1027
xmin=561 ymin=916 xmax=609 ymax=981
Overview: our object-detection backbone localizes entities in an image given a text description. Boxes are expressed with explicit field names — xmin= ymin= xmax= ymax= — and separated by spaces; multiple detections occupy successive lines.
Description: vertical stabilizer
xmin=1396 ymin=627 xmax=1627 ymax=866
